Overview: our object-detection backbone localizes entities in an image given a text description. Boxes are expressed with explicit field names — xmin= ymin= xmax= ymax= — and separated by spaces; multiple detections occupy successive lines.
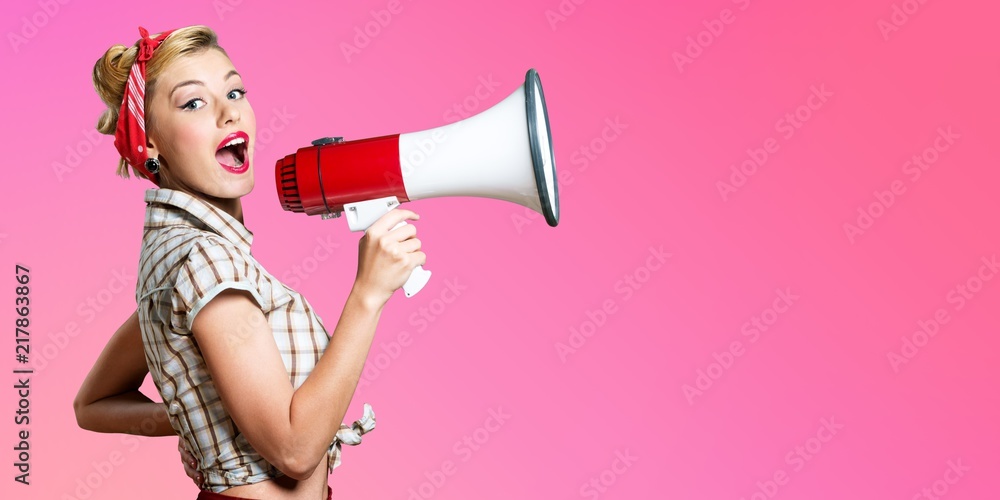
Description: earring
xmin=145 ymin=157 xmax=161 ymax=174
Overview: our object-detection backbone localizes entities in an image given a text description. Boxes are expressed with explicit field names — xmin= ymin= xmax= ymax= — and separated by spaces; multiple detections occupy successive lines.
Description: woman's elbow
xmin=276 ymin=461 xmax=314 ymax=481
xmin=274 ymin=451 xmax=321 ymax=481
xmin=72 ymin=395 xmax=92 ymax=430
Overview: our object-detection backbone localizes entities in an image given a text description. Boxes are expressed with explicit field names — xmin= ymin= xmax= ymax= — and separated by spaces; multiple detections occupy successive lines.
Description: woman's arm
xmin=73 ymin=310 xmax=175 ymax=436
xmin=193 ymin=209 xmax=425 ymax=480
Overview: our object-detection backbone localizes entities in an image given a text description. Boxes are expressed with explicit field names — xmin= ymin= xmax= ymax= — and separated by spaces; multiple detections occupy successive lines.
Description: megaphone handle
xmin=390 ymin=220 xmax=432 ymax=298
xmin=344 ymin=196 xmax=431 ymax=298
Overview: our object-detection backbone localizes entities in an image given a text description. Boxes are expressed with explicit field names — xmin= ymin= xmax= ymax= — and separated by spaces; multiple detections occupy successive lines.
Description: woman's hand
xmin=353 ymin=208 xmax=426 ymax=309
xmin=178 ymin=439 xmax=204 ymax=488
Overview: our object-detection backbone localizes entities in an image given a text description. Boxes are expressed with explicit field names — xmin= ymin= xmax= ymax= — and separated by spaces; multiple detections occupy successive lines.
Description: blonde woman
xmin=73 ymin=25 xmax=424 ymax=499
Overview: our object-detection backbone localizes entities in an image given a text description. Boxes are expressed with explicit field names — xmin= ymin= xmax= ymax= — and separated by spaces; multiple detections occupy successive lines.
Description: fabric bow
xmin=328 ymin=403 xmax=376 ymax=472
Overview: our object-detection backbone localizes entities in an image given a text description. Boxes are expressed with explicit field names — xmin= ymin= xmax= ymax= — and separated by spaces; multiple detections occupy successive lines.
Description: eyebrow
xmin=169 ymin=70 xmax=241 ymax=98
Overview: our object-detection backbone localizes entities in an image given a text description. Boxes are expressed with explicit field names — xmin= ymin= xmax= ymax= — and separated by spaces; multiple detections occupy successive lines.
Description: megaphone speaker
xmin=276 ymin=68 xmax=560 ymax=296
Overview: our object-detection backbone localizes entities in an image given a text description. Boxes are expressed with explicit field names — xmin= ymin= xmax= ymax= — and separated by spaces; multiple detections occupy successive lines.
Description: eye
xmin=181 ymin=98 xmax=205 ymax=111
xmin=227 ymin=88 xmax=248 ymax=100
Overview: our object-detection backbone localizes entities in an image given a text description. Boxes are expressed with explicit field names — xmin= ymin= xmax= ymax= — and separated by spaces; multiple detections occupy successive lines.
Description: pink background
xmin=2 ymin=0 xmax=998 ymax=498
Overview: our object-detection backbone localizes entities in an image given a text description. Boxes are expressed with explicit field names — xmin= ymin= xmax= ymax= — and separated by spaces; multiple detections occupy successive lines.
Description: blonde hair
xmin=92 ymin=25 xmax=227 ymax=179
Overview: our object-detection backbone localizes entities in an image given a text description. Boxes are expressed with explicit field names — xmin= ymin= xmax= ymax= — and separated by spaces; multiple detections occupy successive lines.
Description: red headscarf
xmin=113 ymin=27 xmax=175 ymax=185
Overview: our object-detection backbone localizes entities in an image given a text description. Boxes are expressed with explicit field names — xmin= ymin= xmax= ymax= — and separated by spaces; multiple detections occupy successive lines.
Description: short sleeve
xmin=169 ymin=238 xmax=290 ymax=334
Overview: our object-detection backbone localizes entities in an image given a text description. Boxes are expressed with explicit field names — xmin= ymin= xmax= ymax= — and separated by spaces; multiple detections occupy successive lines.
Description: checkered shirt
xmin=135 ymin=188 xmax=374 ymax=493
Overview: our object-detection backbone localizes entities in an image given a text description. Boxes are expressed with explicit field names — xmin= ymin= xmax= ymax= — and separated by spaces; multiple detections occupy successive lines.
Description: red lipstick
xmin=216 ymin=131 xmax=250 ymax=174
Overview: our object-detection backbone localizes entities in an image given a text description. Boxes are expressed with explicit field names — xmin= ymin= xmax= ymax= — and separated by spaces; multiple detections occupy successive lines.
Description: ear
xmin=145 ymin=133 xmax=160 ymax=161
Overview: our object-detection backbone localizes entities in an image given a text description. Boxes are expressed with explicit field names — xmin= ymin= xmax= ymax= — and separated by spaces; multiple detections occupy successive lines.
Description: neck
xmin=212 ymin=196 xmax=244 ymax=223
xmin=160 ymin=183 xmax=245 ymax=224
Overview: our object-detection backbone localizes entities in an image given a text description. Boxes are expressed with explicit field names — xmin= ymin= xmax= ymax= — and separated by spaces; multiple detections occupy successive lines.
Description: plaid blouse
xmin=135 ymin=188 xmax=374 ymax=493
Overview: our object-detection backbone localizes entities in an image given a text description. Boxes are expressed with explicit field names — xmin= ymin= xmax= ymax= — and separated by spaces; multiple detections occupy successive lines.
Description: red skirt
xmin=196 ymin=486 xmax=332 ymax=500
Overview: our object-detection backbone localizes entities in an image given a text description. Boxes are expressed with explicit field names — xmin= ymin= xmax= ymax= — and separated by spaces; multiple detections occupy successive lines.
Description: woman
xmin=73 ymin=25 xmax=425 ymax=499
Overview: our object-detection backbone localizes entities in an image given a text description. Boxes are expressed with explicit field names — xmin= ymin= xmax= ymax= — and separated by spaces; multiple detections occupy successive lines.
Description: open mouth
xmin=216 ymin=134 xmax=248 ymax=171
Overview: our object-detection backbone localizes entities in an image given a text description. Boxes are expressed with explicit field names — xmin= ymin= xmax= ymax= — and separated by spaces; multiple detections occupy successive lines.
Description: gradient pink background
xmin=2 ymin=0 xmax=998 ymax=498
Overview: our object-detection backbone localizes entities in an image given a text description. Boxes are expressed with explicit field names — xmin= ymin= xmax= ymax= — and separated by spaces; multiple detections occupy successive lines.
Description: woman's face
xmin=146 ymin=48 xmax=256 ymax=202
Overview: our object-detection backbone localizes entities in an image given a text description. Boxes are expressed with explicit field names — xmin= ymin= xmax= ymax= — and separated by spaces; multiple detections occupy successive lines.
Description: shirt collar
xmin=144 ymin=188 xmax=254 ymax=252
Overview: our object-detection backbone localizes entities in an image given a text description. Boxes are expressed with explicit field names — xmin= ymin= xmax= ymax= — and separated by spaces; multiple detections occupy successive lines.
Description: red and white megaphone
xmin=275 ymin=68 xmax=559 ymax=297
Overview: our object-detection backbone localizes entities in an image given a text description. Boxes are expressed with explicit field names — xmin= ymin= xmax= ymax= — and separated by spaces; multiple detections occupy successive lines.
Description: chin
xmin=200 ymin=172 xmax=254 ymax=201
xmin=222 ymin=176 xmax=255 ymax=198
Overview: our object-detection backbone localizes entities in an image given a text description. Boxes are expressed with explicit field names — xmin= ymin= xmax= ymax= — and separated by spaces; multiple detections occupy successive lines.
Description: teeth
xmin=222 ymin=137 xmax=245 ymax=148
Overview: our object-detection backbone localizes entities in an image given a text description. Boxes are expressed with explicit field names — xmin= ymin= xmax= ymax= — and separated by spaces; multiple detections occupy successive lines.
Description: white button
xmin=168 ymin=401 xmax=181 ymax=415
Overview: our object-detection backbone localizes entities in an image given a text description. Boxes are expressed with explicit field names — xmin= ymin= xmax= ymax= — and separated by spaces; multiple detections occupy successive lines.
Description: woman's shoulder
xmin=142 ymin=222 xmax=238 ymax=255
xmin=139 ymin=224 xmax=270 ymax=309
xmin=141 ymin=226 xmax=293 ymax=333
xmin=140 ymin=226 xmax=232 ymax=278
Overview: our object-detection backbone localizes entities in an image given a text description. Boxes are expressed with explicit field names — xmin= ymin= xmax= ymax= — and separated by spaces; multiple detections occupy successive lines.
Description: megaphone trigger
xmin=344 ymin=196 xmax=401 ymax=232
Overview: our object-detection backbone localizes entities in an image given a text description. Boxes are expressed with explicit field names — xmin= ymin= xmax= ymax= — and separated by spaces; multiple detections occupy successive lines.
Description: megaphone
xmin=275 ymin=68 xmax=559 ymax=297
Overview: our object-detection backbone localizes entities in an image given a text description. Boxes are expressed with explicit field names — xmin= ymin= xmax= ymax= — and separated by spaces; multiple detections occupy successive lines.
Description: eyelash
xmin=180 ymin=88 xmax=248 ymax=111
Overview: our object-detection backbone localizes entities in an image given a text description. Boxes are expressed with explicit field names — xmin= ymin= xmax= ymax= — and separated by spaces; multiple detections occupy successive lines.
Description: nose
xmin=218 ymin=99 xmax=240 ymax=126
